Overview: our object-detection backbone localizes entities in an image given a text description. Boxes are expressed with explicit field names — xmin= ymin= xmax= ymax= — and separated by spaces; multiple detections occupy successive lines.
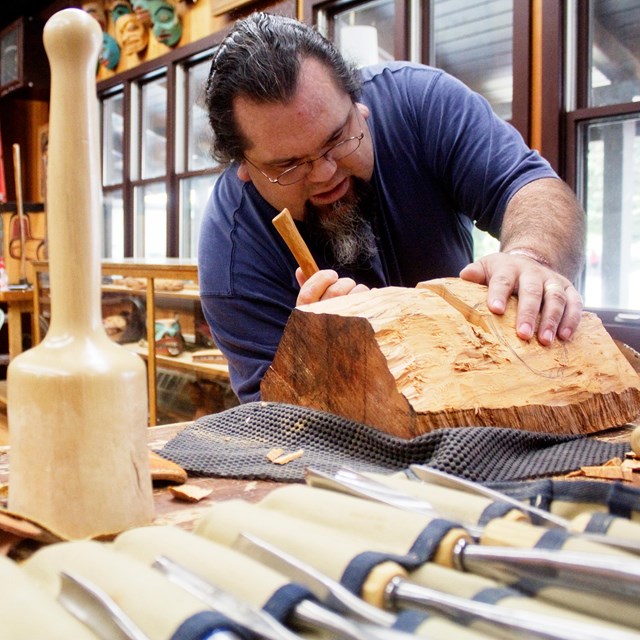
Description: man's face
xmin=235 ymin=57 xmax=374 ymax=221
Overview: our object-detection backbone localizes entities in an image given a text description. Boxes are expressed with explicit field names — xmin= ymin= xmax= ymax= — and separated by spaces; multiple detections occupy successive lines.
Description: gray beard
xmin=305 ymin=179 xmax=378 ymax=268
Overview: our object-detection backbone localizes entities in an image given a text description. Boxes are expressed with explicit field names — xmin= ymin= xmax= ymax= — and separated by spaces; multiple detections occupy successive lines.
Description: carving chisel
xmin=57 ymin=572 xmax=152 ymax=640
xmin=233 ymin=533 xmax=637 ymax=640
xmin=155 ymin=555 xmax=415 ymax=640
xmin=305 ymin=466 xmax=640 ymax=601
xmin=409 ymin=464 xmax=640 ymax=554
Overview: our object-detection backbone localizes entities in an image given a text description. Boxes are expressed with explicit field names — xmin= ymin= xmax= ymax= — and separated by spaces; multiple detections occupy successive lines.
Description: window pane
xmin=134 ymin=182 xmax=167 ymax=258
xmin=141 ymin=77 xmax=167 ymax=179
xmin=333 ymin=0 xmax=395 ymax=67
xmin=589 ymin=1 xmax=640 ymax=107
xmin=102 ymin=92 xmax=124 ymax=186
xmin=187 ymin=59 xmax=215 ymax=172
xmin=179 ymin=174 xmax=217 ymax=258
xmin=581 ymin=115 xmax=640 ymax=309
xmin=102 ymin=190 xmax=125 ymax=259
xmin=433 ymin=0 xmax=513 ymax=120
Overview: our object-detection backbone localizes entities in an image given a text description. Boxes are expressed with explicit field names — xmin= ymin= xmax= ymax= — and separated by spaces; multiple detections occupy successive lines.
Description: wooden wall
xmin=0 ymin=0 xmax=298 ymax=206
xmin=97 ymin=0 xmax=238 ymax=80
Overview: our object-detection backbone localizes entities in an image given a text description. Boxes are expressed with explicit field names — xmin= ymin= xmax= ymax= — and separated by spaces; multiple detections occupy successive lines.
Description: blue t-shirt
xmin=198 ymin=62 xmax=557 ymax=402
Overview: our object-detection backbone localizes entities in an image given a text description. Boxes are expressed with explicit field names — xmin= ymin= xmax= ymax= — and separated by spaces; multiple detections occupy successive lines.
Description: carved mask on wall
xmin=99 ymin=31 xmax=121 ymax=70
xmin=82 ymin=0 xmax=108 ymax=30
xmin=131 ymin=0 xmax=152 ymax=27
xmin=106 ymin=0 xmax=134 ymax=23
xmin=149 ymin=0 xmax=182 ymax=47
xmin=115 ymin=13 xmax=149 ymax=54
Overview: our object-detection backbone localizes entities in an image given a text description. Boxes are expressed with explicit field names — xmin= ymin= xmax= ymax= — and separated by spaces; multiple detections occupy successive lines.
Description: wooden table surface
xmin=0 ymin=421 xmax=283 ymax=538
xmin=145 ymin=422 xmax=282 ymax=529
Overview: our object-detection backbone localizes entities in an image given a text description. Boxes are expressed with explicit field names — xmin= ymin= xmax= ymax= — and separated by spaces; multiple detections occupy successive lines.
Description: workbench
xmin=0 ymin=421 xmax=281 ymax=538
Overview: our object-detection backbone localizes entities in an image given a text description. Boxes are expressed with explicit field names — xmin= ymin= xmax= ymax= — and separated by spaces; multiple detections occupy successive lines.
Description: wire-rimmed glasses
xmin=244 ymin=111 xmax=364 ymax=186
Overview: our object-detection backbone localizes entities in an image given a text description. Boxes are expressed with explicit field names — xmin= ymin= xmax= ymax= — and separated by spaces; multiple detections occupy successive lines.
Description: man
xmin=199 ymin=12 xmax=585 ymax=403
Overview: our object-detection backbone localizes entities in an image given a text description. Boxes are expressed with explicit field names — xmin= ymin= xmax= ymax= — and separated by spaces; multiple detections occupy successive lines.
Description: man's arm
xmin=461 ymin=177 xmax=586 ymax=345
xmin=500 ymin=177 xmax=585 ymax=281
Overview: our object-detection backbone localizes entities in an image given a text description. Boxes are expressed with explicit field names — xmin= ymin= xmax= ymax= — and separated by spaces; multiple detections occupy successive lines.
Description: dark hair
xmin=205 ymin=12 xmax=361 ymax=164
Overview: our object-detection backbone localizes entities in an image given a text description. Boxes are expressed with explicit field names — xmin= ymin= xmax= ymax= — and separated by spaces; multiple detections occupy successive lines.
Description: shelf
xmin=30 ymin=259 xmax=230 ymax=426
xmin=122 ymin=343 xmax=229 ymax=381
xmin=102 ymin=284 xmax=200 ymax=301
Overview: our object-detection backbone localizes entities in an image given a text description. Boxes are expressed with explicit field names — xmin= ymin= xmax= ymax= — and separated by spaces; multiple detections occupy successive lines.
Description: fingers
xmin=538 ymin=281 xmax=583 ymax=344
xmin=461 ymin=254 xmax=584 ymax=345
xmin=296 ymin=269 xmax=368 ymax=306
xmin=458 ymin=260 xmax=488 ymax=285
xmin=510 ymin=277 xmax=582 ymax=344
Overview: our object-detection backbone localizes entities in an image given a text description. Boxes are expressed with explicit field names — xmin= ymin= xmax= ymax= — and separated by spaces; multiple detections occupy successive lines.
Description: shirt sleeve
xmin=200 ymin=291 xmax=293 ymax=403
xmin=413 ymin=67 xmax=557 ymax=234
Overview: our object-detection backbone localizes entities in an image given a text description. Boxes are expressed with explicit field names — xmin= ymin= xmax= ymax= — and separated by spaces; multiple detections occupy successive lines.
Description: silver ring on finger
xmin=543 ymin=282 xmax=565 ymax=296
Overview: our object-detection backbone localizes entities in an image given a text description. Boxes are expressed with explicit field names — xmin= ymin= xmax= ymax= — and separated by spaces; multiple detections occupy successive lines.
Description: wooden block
xmin=261 ymin=278 xmax=640 ymax=438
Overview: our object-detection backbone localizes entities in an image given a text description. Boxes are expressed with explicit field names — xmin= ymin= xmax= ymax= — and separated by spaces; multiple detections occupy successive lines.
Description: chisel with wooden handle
xmin=408 ymin=464 xmax=640 ymax=554
xmin=272 ymin=208 xmax=319 ymax=279
xmin=115 ymin=525 xmax=418 ymax=640
xmin=251 ymin=483 xmax=640 ymax=631
xmin=194 ymin=498 xmax=637 ymax=640
xmin=303 ymin=467 xmax=640 ymax=601
xmin=234 ymin=533 xmax=636 ymax=640
xmin=155 ymin=555 xmax=414 ymax=640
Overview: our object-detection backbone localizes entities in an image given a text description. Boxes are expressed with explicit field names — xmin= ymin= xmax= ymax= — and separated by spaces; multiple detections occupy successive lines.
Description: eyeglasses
xmin=244 ymin=110 xmax=364 ymax=186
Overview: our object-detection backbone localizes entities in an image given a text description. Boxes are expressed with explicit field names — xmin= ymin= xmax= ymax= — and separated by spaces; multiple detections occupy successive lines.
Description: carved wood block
xmin=261 ymin=278 xmax=640 ymax=438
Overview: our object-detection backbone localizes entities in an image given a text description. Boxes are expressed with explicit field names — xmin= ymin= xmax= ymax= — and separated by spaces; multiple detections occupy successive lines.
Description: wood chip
xmin=266 ymin=448 xmax=285 ymax=462
xmin=149 ymin=451 xmax=188 ymax=484
xmin=569 ymin=455 xmax=640 ymax=485
xmin=155 ymin=279 xmax=184 ymax=292
xmin=272 ymin=449 xmax=304 ymax=465
xmin=121 ymin=277 xmax=146 ymax=290
xmin=169 ymin=484 xmax=213 ymax=503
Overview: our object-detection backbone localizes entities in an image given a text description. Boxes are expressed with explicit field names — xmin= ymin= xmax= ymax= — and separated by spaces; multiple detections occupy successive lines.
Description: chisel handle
xmin=272 ymin=208 xmax=319 ymax=279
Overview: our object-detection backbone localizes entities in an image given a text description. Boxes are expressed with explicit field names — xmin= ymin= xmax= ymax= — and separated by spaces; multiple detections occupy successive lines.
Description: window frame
xmin=562 ymin=0 xmax=640 ymax=349
xmin=97 ymin=31 xmax=230 ymax=258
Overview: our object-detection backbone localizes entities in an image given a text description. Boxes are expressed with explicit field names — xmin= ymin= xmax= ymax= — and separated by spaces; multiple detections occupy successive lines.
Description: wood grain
xmin=262 ymin=278 xmax=640 ymax=438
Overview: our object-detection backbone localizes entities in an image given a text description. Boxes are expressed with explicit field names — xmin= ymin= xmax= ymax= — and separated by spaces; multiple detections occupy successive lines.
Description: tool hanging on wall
xmin=11 ymin=143 xmax=28 ymax=286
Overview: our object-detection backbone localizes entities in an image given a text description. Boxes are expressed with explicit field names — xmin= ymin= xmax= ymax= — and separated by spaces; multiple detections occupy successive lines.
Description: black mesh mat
xmin=158 ymin=402 xmax=630 ymax=483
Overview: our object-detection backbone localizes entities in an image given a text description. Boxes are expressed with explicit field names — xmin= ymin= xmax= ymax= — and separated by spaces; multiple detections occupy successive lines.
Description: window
xmin=133 ymin=74 xmax=169 ymax=258
xmin=432 ymin=0 xmax=514 ymax=121
xmin=580 ymin=116 xmax=640 ymax=310
xmin=332 ymin=0 xmax=396 ymax=67
xmin=176 ymin=53 xmax=221 ymax=258
xmin=99 ymin=45 xmax=221 ymax=260
xmin=102 ymin=89 xmax=125 ymax=259
xmin=566 ymin=0 xmax=640 ymax=348
xmin=312 ymin=0 xmax=526 ymax=258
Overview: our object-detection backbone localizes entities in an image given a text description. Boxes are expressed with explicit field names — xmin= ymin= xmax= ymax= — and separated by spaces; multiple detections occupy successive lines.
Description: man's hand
xmin=295 ymin=268 xmax=369 ymax=305
xmin=460 ymin=252 xmax=583 ymax=345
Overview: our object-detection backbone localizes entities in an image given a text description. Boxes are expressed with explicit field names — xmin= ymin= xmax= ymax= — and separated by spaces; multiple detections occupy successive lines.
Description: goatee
xmin=304 ymin=178 xmax=378 ymax=268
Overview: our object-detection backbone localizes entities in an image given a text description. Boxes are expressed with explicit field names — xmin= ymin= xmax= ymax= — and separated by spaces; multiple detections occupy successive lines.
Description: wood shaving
xmin=169 ymin=484 xmax=213 ymax=503
xmin=121 ymin=277 xmax=146 ymax=290
xmin=566 ymin=454 xmax=640 ymax=485
xmin=272 ymin=449 xmax=304 ymax=465
xmin=266 ymin=448 xmax=285 ymax=462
